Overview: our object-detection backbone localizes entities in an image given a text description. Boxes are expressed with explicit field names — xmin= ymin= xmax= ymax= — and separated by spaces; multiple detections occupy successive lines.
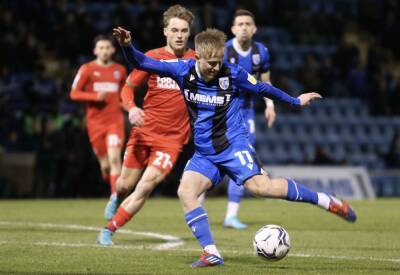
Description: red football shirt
xmin=71 ymin=61 xmax=126 ymax=129
xmin=122 ymin=47 xmax=195 ymax=147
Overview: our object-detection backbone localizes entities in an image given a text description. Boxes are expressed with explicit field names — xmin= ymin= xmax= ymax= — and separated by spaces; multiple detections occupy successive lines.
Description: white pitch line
xmin=0 ymin=240 xmax=147 ymax=250
xmin=0 ymin=221 xmax=184 ymax=250
xmin=1 ymin=222 xmax=400 ymax=264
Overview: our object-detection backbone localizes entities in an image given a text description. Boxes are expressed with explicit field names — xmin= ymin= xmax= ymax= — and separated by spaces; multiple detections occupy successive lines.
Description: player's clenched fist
xmin=128 ymin=106 xmax=145 ymax=127
xmin=297 ymin=92 xmax=322 ymax=106
xmin=113 ymin=27 xmax=132 ymax=46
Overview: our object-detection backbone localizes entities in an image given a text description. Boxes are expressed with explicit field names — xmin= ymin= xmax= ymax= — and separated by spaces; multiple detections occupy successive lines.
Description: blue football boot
xmin=97 ymin=228 xmax=114 ymax=246
xmin=223 ymin=216 xmax=248 ymax=229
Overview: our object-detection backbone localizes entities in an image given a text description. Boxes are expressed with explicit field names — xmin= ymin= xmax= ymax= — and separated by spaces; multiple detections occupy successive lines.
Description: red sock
xmin=109 ymin=174 xmax=120 ymax=195
xmin=105 ymin=206 xmax=132 ymax=232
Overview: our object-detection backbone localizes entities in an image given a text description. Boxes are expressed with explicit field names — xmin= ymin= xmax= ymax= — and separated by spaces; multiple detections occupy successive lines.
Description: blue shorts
xmin=184 ymin=139 xmax=263 ymax=187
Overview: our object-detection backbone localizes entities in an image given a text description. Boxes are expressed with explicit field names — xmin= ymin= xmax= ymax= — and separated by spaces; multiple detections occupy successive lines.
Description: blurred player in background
xmin=98 ymin=5 xmax=195 ymax=245
xmin=70 ymin=36 xmax=126 ymax=209
xmin=113 ymin=26 xmax=356 ymax=267
xmin=222 ymin=9 xmax=276 ymax=229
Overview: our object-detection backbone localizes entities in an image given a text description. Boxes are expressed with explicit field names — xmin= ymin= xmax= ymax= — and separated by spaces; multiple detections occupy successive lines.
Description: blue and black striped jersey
xmin=122 ymin=44 xmax=299 ymax=156
xmin=224 ymin=38 xmax=271 ymax=110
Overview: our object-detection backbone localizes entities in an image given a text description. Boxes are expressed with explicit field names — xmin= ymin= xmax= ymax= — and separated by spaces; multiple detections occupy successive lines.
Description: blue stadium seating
xmin=372 ymin=175 xmax=400 ymax=196
xmin=255 ymin=99 xmax=399 ymax=169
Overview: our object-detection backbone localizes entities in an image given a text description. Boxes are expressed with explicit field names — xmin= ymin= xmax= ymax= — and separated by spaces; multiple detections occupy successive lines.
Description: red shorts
xmin=123 ymin=143 xmax=182 ymax=174
xmin=87 ymin=122 xmax=125 ymax=158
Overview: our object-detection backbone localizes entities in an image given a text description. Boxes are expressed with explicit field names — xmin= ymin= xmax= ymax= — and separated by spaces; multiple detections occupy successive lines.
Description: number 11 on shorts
xmin=234 ymin=150 xmax=254 ymax=170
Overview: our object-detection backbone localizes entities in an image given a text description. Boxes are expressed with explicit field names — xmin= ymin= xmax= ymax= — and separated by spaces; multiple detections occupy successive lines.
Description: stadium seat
xmin=254 ymin=98 xmax=399 ymax=169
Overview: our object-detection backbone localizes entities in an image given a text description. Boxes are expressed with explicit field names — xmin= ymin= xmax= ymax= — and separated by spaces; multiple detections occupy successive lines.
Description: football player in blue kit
xmin=222 ymin=9 xmax=276 ymax=229
xmin=113 ymin=26 xmax=357 ymax=268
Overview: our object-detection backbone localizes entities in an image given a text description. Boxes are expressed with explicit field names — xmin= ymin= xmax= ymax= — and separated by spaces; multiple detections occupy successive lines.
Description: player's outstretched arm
xmin=113 ymin=27 xmax=179 ymax=79
xmin=113 ymin=26 xmax=132 ymax=47
xmin=297 ymin=92 xmax=322 ymax=106
xmin=257 ymin=81 xmax=322 ymax=107
xmin=235 ymin=69 xmax=300 ymax=105
xmin=235 ymin=67 xmax=321 ymax=106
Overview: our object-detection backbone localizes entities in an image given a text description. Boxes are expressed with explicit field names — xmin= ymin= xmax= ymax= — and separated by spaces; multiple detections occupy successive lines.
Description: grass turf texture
xmin=0 ymin=198 xmax=399 ymax=274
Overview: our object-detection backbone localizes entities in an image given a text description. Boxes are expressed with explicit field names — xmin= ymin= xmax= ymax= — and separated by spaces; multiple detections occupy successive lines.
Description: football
xmin=253 ymin=224 xmax=291 ymax=261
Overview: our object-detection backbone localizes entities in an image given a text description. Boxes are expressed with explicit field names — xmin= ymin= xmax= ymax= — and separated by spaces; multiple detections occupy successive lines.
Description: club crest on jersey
xmin=219 ymin=77 xmax=229 ymax=90
xmin=252 ymin=54 xmax=260 ymax=65
xmin=113 ymin=70 xmax=121 ymax=80
xmin=247 ymin=73 xmax=257 ymax=85
xmin=230 ymin=57 xmax=236 ymax=63
xmin=93 ymin=71 xmax=101 ymax=77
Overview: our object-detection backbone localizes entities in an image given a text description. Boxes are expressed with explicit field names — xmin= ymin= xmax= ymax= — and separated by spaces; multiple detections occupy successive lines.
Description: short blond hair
xmin=163 ymin=5 xmax=195 ymax=27
xmin=194 ymin=28 xmax=227 ymax=58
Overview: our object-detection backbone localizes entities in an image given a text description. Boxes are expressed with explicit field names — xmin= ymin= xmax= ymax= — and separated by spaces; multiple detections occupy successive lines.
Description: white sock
xmin=317 ymin=193 xmax=331 ymax=210
xmin=204 ymin=245 xmax=222 ymax=258
xmin=225 ymin=202 xmax=240 ymax=219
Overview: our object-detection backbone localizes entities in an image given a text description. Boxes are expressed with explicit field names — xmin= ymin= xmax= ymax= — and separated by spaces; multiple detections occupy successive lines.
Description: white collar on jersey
xmin=232 ymin=37 xmax=252 ymax=57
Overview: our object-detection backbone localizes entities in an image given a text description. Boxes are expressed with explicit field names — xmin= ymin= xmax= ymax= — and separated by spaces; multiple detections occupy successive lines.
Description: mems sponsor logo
xmin=183 ymin=89 xmax=232 ymax=106
xmin=156 ymin=77 xmax=179 ymax=90
xmin=93 ymin=82 xmax=119 ymax=92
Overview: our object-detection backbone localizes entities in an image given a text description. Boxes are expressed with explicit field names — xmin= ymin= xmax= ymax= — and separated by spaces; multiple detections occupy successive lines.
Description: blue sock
xmin=286 ymin=178 xmax=318 ymax=204
xmin=184 ymin=207 xmax=214 ymax=248
xmin=227 ymin=178 xmax=244 ymax=203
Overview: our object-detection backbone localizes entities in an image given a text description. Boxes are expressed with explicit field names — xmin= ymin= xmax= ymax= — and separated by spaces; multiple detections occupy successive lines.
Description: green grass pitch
xmin=0 ymin=198 xmax=399 ymax=274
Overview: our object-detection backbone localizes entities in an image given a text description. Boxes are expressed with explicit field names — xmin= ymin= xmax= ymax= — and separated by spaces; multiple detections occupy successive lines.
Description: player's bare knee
xmin=177 ymin=183 xmax=191 ymax=201
xmin=116 ymin=178 xmax=130 ymax=196
xmin=178 ymin=191 xmax=196 ymax=212
xmin=179 ymin=187 xmax=199 ymax=209
xmin=177 ymin=184 xmax=185 ymax=200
